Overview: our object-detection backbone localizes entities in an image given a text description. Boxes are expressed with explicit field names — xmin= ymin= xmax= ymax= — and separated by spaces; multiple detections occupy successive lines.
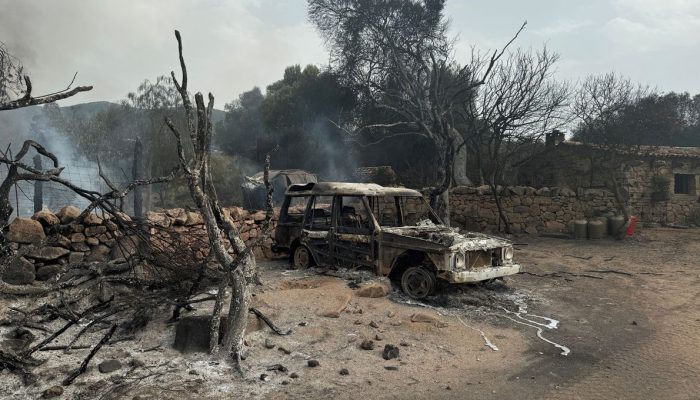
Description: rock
xmin=409 ymin=313 xmax=447 ymax=327
xmin=185 ymin=211 xmax=203 ymax=226
xmin=56 ymin=205 xmax=81 ymax=224
xmin=509 ymin=186 xmax=526 ymax=196
xmin=264 ymin=338 xmax=276 ymax=349
xmin=70 ymin=232 xmax=86 ymax=242
xmin=68 ymin=252 xmax=85 ymax=264
xmin=382 ymin=344 xmax=400 ymax=360
xmin=26 ymin=246 xmax=70 ymax=261
xmin=7 ymin=217 xmax=45 ymax=244
xmin=307 ymin=359 xmax=320 ymax=368
xmin=251 ymin=211 xmax=266 ymax=222
xmin=83 ymin=213 xmax=104 ymax=226
xmin=32 ymin=209 xmax=60 ymax=227
xmin=85 ymin=226 xmax=107 ymax=237
xmin=173 ymin=315 xmax=227 ymax=353
xmin=86 ymin=245 xmax=111 ymax=262
xmin=339 ymin=368 xmax=349 ymax=376
xmin=278 ymin=346 xmax=292 ymax=355
xmin=71 ymin=242 xmax=90 ymax=252
xmin=109 ymin=236 xmax=140 ymax=261
xmin=360 ymin=339 xmax=375 ymax=350
xmin=47 ymin=234 xmax=71 ymax=248
xmin=524 ymin=226 xmax=538 ymax=235
xmin=544 ymin=221 xmax=566 ymax=232
xmin=369 ymin=320 xmax=379 ymax=328
xmin=98 ymin=359 xmax=122 ymax=373
xmin=42 ymin=385 xmax=64 ymax=399
xmin=86 ymin=237 xmax=99 ymax=246
xmin=375 ymin=334 xmax=384 ymax=341
xmin=290 ymin=372 xmax=299 ymax=379
xmin=384 ymin=366 xmax=399 ymax=371
xmin=355 ymin=281 xmax=390 ymax=298
xmin=36 ymin=265 xmax=62 ymax=281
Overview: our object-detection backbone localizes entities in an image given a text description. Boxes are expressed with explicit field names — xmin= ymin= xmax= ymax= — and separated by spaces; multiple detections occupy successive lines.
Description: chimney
xmin=546 ymin=129 xmax=565 ymax=148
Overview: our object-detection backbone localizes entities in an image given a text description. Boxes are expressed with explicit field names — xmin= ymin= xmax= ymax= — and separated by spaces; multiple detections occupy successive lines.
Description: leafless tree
xmin=308 ymin=0 xmax=525 ymax=224
xmin=461 ymin=47 xmax=570 ymax=233
xmin=0 ymin=41 xmax=92 ymax=111
xmin=572 ymin=73 xmax=651 ymax=234
xmin=164 ymin=30 xmax=274 ymax=370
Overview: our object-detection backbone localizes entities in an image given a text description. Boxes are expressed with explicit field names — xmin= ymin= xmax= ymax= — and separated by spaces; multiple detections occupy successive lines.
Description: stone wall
xmin=450 ymin=185 xmax=619 ymax=234
xmin=2 ymin=205 xmax=277 ymax=286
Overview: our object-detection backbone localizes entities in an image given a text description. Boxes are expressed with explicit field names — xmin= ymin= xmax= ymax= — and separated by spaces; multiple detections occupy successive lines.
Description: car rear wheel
xmin=292 ymin=245 xmax=313 ymax=269
xmin=401 ymin=266 xmax=436 ymax=299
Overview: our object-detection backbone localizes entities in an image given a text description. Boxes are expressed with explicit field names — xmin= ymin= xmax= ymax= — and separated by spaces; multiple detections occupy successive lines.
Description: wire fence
xmin=1 ymin=161 xmax=136 ymax=218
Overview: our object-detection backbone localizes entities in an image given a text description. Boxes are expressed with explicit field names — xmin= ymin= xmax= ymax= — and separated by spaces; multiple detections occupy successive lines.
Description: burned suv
xmin=273 ymin=182 xmax=520 ymax=299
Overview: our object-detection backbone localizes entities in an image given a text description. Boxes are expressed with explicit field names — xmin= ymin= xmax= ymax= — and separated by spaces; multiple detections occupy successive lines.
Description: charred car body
xmin=273 ymin=182 xmax=520 ymax=299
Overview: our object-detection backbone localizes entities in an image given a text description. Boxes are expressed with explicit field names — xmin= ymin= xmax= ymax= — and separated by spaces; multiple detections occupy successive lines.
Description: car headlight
xmin=502 ymin=246 xmax=514 ymax=262
xmin=454 ymin=253 xmax=466 ymax=269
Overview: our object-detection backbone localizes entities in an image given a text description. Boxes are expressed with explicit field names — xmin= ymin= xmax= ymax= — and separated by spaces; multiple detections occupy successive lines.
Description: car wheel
xmin=401 ymin=266 xmax=436 ymax=299
xmin=292 ymin=245 xmax=313 ymax=269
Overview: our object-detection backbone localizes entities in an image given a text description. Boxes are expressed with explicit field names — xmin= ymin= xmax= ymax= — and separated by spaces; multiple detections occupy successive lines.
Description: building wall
xmin=450 ymin=186 xmax=619 ymax=234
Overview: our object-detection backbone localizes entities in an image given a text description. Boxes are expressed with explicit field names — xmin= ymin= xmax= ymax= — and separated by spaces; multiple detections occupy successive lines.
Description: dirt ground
xmin=1 ymin=228 xmax=699 ymax=399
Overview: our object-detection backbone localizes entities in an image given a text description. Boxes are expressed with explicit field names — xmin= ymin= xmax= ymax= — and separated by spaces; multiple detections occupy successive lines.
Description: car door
xmin=330 ymin=195 xmax=375 ymax=268
xmin=300 ymin=194 xmax=335 ymax=266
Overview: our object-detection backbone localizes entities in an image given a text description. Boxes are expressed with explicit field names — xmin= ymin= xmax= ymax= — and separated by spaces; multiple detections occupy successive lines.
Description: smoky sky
xmin=0 ymin=0 xmax=698 ymax=108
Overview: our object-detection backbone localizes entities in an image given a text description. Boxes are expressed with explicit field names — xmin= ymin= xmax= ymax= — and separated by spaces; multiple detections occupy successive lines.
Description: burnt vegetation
xmin=0 ymin=0 xmax=699 ymax=396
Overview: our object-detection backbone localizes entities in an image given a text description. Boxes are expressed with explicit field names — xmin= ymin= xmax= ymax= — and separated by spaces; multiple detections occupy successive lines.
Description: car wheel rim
xmin=294 ymin=247 xmax=310 ymax=269
xmin=403 ymin=268 xmax=432 ymax=299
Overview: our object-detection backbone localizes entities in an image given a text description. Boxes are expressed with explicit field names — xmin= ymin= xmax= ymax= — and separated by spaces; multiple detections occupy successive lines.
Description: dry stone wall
xmin=2 ymin=205 xmax=277 ymax=286
xmin=450 ymin=185 xmax=619 ymax=234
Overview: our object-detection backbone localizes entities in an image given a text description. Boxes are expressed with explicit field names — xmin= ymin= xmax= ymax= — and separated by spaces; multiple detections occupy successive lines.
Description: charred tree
xmin=164 ymin=30 xmax=274 ymax=368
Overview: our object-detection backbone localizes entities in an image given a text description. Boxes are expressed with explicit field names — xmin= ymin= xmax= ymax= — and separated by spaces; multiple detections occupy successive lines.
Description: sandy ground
xmin=1 ymin=227 xmax=699 ymax=399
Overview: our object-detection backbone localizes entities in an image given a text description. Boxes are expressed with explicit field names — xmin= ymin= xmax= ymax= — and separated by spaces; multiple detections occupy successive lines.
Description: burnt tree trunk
xmin=132 ymin=138 xmax=145 ymax=219
xmin=33 ymin=155 xmax=42 ymax=212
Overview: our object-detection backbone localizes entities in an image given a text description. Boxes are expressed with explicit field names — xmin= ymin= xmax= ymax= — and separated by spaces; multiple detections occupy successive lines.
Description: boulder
xmin=7 ymin=217 xmax=45 ymax=244
xmin=56 ymin=205 xmax=81 ymax=224
xmin=544 ymin=221 xmax=566 ymax=232
xmin=26 ymin=246 xmax=70 ymax=261
xmin=86 ymin=237 xmax=99 ymax=246
xmin=355 ymin=281 xmax=390 ymax=298
xmin=2 ymin=257 xmax=35 ymax=285
xmin=32 ymin=209 xmax=60 ymax=227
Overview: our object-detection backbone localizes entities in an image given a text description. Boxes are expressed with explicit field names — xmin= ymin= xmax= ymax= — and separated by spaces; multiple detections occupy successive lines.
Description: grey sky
xmin=0 ymin=0 xmax=698 ymax=107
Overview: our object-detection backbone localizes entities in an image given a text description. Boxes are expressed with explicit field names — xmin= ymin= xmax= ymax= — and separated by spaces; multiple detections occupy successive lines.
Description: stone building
xmin=517 ymin=133 xmax=700 ymax=225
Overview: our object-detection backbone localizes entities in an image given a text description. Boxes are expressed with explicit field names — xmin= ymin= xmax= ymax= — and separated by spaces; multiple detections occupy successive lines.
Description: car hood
xmin=381 ymin=225 xmax=512 ymax=252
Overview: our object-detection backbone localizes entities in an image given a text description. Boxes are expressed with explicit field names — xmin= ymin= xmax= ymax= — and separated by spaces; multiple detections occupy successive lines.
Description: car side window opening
xmin=370 ymin=196 xmax=401 ymax=227
xmin=281 ymin=196 xmax=308 ymax=223
xmin=336 ymin=196 xmax=372 ymax=234
xmin=401 ymin=196 xmax=441 ymax=226
xmin=304 ymin=195 xmax=333 ymax=231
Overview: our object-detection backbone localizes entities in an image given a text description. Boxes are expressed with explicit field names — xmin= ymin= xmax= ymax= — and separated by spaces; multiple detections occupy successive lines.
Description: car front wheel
xmin=292 ymin=245 xmax=313 ymax=269
xmin=401 ymin=266 xmax=436 ymax=299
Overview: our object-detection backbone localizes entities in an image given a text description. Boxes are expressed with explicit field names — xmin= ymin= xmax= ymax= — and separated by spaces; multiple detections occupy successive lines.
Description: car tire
xmin=400 ymin=266 xmax=436 ymax=299
xmin=292 ymin=245 xmax=313 ymax=269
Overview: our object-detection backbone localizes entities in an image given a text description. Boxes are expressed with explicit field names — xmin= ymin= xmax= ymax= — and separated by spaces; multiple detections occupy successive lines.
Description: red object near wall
xmin=626 ymin=216 xmax=638 ymax=236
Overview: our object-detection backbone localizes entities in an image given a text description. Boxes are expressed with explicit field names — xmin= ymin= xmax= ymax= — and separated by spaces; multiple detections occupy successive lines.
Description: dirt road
xmin=2 ymin=228 xmax=699 ymax=399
